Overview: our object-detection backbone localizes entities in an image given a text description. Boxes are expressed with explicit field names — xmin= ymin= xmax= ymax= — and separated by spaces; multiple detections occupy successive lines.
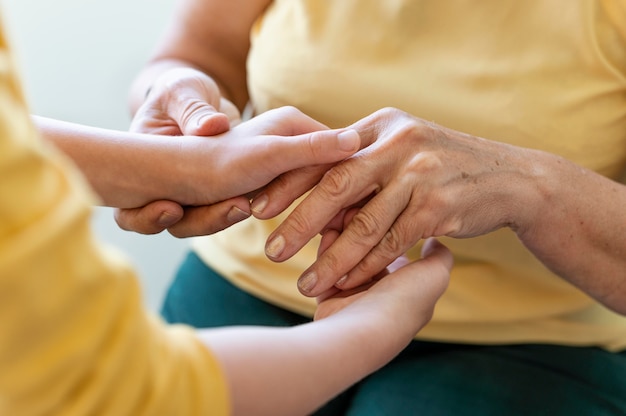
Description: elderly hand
xmin=254 ymin=108 xmax=536 ymax=296
xmin=314 ymin=208 xmax=452 ymax=335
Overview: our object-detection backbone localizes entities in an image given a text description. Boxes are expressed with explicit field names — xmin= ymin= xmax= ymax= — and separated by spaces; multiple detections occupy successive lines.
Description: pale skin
xmin=35 ymin=106 xmax=361 ymax=236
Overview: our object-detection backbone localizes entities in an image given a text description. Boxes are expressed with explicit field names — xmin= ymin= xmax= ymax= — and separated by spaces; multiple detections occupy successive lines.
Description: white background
xmin=3 ymin=0 xmax=187 ymax=311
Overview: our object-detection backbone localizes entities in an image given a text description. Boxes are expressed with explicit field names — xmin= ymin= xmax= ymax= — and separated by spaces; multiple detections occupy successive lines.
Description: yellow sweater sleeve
xmin=0 ymin=27 xmax=229 ymax=416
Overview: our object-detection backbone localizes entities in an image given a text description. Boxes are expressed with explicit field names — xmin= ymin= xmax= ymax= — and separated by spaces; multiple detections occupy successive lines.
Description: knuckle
xmin=271 ymin=105 xmax=302 ymax=122
xmin=347 ymin=209 xmax=381 ymax=243
xmin=354 ymin=227 xmax=407 ymax=279
xmin=306 ymin=130 xmax=324 ymax=158
xmin=319 ymin=165 xmax=353 ymax=199
xmin=277 ymin=105 xmax=302 ymax=117
xmin=379 ymin=227 xmax=405 ymax=256
xmin=376 ymin=106 xmax=403 ymax=119
xmin=284 ymin=211 xmax=315 ymax=237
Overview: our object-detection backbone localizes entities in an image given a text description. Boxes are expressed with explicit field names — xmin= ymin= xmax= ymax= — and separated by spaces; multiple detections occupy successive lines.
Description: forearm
xmin=514 ymin=149 xmax=626 ymax=313
xmin=34 ymin=115 xmax=193 ymax=208
xmin=129 ymin=0 xmax=270 ymax=116
xmin=200 ymin=313 xmax=407 ymax=416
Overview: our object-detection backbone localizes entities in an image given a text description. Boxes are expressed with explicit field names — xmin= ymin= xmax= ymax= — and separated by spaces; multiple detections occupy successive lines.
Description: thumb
xmin=180 ymin=104 xmax=231 ymax=137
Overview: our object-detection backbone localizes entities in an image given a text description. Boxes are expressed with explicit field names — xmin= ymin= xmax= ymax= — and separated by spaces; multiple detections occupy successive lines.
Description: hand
xmin=118 ymin=107 xmax=362 ymax=237
xmin=130 ymin=66 xmax=241 ymax=136
xmin=255 ymin=107 xmax=532 ymax=296
xmin=314 ymin=224 xmax=452 ymax=345
xmin=117 ymin=67 xmax=244 ymax=234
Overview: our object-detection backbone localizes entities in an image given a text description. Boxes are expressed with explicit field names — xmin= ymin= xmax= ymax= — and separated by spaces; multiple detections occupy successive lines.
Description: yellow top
xmin=0 ymin=24 xmax=229 ymax=415
xmin=193 ymin=0 xmax=626 ymax=350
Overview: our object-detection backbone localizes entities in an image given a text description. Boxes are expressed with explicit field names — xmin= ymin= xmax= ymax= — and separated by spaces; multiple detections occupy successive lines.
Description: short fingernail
xmin=227 ymin=206 xmax=250 ymax=223
xmin=251 ymin=194 xmax=268 ymax=215
xmin=298 ymin=271 xmax=318 ymax=294
xmin=265 ymin=234 xmax=285 ymax=259
xmin=158 ymin=212 xmax=178 ymax=227
xmin=337 ymin=129 xmax=360 ymax=152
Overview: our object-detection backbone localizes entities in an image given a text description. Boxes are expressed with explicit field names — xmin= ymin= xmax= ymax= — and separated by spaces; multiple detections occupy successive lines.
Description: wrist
xmin=509 ymin=148 xmax=562 ymax=238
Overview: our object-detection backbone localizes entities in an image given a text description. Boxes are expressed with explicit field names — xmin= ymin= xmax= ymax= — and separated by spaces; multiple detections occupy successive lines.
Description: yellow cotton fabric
xmin=0 ymin=24 xmax=229 ymax=415
xmin=193 ymin=0 xmax=626 ymax=350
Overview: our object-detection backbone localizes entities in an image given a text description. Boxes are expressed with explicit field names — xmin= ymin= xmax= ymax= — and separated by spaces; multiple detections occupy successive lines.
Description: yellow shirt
xmin=193 ymin=0 xmax=626 ymax=350
xmin=0 ymin=24 xmax=229 ymax=415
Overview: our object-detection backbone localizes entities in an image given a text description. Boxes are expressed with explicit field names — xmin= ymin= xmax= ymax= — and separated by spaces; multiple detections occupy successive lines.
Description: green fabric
xmin=162 ymin=251 xmax=626 ymax=416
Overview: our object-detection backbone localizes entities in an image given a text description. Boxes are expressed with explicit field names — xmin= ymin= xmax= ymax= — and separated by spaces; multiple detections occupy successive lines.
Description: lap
xmin=348 ymin=342 xmax=626 ymax=416
xmin=163 ymin=251 xmax=626 ymax=416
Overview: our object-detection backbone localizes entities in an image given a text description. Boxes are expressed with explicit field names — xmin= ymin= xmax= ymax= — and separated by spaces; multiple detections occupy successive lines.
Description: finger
xmin=114 ymin=200 xmax=184 ymax=235
xmin=269 ymin=128 xmax=361 ymax=175
xmin=315 ymin=287 xmax=342 ymax=305
xmin=250 ymin=164 xmax=333 ymax=220
xmin=186 ymin=110 xmax=231 ymax=137
xmin=129 ymin=104 xmax=184 ymax=135
xmin=237 ymin=106 xmax=328 ymax=136
xmin=262 ymin=157 xmax=379 ymax=264
xmin=296 ymin=181 xmax=412 ymax=296
xmin=317 ymin=229 xmax=341 ymax=257
xmin=250 ymin=129 xmax=362 ymax=218
xmin=382 ymin=243 xmax=452 ymax=316
xmin=162 ymin=73 xmax=232 ymax=136
xmin=167 ymin=197 xmax=251 ymax=238
xmin=314 ymin=230 xmax=342 ymax=304
xmin=336 ymin=184 xmax=421 ymax=290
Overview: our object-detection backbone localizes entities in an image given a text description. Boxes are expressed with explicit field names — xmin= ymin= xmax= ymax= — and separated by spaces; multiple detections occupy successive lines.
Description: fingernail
xmin=335 ymin=275 xmax=348 ymax=287
xmin=337 ymin=129 xmax=359 ymax=152
xmin=227 ymin=206 xmax=250 ymax=223
xmin=251 ymin=194 xmax=268 ymax=215
xmin=298 ymin=271 xmax=318 ymax=294
xmin=265 ymin=234 xmax=285 ymax=259
xmin=158 ymin=212 xmax=177 ymax=227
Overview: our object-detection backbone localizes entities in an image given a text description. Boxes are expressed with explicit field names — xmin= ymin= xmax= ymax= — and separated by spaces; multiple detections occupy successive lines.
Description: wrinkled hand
xmin=314 ymin=215 xmax=452 ymax=336
xmin=255 ymin=107 xmax=529 ymax=296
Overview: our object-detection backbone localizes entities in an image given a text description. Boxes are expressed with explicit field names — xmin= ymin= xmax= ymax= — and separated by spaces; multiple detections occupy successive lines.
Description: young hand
xmin=117 ymin=107 xmax=361 ymax=237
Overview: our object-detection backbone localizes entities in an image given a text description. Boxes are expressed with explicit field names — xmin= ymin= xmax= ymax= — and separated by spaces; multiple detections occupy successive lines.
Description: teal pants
xmin=162 ymin=252 xmax=626 ymax=415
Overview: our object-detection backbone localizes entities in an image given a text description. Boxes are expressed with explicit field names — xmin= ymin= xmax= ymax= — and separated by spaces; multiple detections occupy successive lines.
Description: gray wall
xmin=3 ymin=0 xmax=187 ymax=311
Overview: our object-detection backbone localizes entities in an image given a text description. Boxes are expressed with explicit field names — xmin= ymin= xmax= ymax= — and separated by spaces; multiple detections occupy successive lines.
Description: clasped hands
xmin=122 ymin=68 xmax=538 ymax=302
